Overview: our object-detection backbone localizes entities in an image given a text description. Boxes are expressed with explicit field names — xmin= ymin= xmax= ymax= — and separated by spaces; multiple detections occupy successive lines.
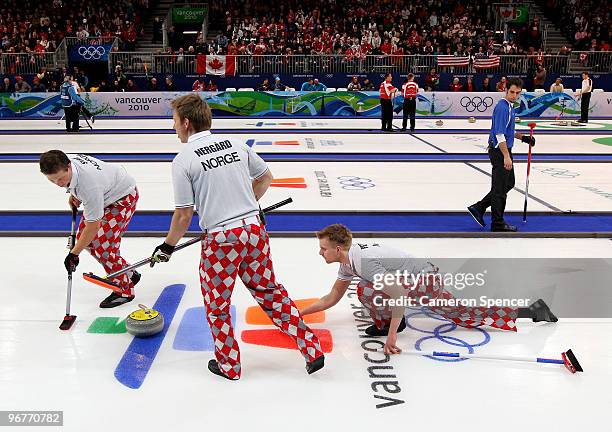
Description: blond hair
xmin=170 ymin=93 xmax=212 ymax=132
xmin=316 ymin=224 xmax=352 ymax=249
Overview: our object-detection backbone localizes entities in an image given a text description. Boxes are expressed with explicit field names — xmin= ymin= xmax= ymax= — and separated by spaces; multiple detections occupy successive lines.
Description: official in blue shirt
xmin=468 ymin=77 xmax=536 ymax=232
xmin=60 ymin=75 xmax=85 ymax=133
xmin=312 ymin=78 xmax=327 ymax=91
xmin=301 ymin=78 xmax=315 ymax=91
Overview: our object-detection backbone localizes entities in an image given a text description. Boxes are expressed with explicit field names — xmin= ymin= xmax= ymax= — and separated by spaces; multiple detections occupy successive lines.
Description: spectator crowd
xmin=0 ymin=0 xmax=610 ymax=93
xmin=0 ymin=0 xmax=149 ymax=57
xmin=198 ymin=0 xmax=543 ymax=58
xmin=540 ymin=0 xmax=609 ymax=52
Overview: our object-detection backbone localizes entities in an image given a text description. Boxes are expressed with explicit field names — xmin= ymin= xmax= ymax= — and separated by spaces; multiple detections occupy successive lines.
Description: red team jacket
xmin=379 ymin=81 xmax=396 ymax=99
xmin=401 ymin=81 xmax=418 ymax=99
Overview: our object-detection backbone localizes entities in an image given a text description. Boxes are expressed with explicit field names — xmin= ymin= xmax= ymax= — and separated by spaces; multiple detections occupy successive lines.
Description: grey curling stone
xmin=125 ymin=304 xmax=164 ymax=337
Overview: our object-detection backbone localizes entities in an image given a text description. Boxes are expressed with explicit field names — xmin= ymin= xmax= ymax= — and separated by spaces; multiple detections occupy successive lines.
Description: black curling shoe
xmin=365 ymin=317 xmax=406 ymax=337
xmin=530 ymin=299 xmax=558 ymax=323
xmin=207 ymin=359 xmax=238 ymax=380
xmin=306 ymin=355 xmax=325 ymax=375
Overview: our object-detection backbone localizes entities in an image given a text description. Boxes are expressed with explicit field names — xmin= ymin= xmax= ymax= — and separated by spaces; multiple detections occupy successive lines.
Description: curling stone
xmin=468 ymin=117 xmax=476 ymax=123
xmin=558 ymin=120 xmax=568 ymax=126
xmin=126 ymin=304 xmax=164 ymax=337
xmin=435 ymin=119 xmax=444 ymax=126
xmin=515 ymin=117 xmax=522 ymax=123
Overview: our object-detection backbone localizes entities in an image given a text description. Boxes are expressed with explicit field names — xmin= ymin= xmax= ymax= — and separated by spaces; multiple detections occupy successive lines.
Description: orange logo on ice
xmin=270 ymin=177 xmax=307 ymax=189
xmin=241 ymin=298 xmax=333 ymax=352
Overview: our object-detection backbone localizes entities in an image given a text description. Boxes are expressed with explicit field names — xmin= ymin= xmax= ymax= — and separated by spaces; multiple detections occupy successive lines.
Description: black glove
xmin=150 ymin=242 xmax=175 ymax=267
xmin=522 ymin=135 xmax=536 ymax=147
xmin=64 ymin=252 xmax=79 ymax=273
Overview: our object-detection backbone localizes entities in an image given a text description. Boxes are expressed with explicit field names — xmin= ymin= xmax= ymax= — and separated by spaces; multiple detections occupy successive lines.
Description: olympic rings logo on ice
xmin=78 ymin=46 xmax=106 ymax=60
xmin=337 ymin=176 xmax=376 ymax=190
xmin=460 ymin=96 xmax=494 ymax=113
xmin=405 ymin=307 xmax=491 ymax=362
xmin=531 ymin=167 xmax=580 ymax=178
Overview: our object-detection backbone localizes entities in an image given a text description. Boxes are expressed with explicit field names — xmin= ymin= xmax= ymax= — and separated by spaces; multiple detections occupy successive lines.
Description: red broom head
xmin=82 ymin=272 xmax=122 ymax=293
xmin=562 ymin=349 xmax=583 ymax=374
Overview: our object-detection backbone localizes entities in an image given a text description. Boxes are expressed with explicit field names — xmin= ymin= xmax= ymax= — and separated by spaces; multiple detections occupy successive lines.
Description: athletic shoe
xmin=529 ymin=299 xmax=558 ymax=323
xmin=99 ymin=292 xmax=135 ymax=308
xmin=365 ymin=317 xmax=406 ymax=336
xmin=207 ymin=359 xmax=238 ymax=380
xmin=130 ymin=270 xmax=141 ymax=286
xmin=306 ymin=355 xmax=325 ymax=375
xmin=491 ymin=223 xmax=517 ymax=232
xmin=467 ymin=205 xmax=486 ymax=227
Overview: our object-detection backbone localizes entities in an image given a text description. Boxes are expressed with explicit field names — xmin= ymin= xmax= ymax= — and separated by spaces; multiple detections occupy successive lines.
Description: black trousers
xmin=380 ymin=99 xmax=393 ymax=131
xmin=402 ymin=98 xmax=416 ymax=130
xmin=64 ymin=105 xmax=80 ymax=132
xmin=473 ymin=147 xmax=515 ymax=227
xmin=580 ymin=92 xmax=591 ymax=122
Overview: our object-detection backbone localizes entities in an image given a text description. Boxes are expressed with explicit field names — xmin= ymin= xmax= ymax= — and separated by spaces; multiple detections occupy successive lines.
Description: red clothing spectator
xmin=380 ymin=41 xmax=393 ymax=55
xmin=361 ymin=40 xmax=372 ymax=55
xmin=425 ymin=69 xmax=440 ymax=91
xmin=391 ymin=45 xmax=404 ymax=64
xmin=227 ymin=42 xmax=238 ymax=55
xmin=449 ymin=78 xmax=463 ymax=92
xmin=254 ymin=43 xmax=266 ymax=55
xmin=344 ymin=47 xmax=355 ymax=62
xmin=466 ymin=77 xmax=475 ymax=92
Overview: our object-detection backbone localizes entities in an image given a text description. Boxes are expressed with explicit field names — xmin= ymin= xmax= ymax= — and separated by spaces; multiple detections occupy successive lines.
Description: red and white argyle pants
xmin=357 ymin=269 xmax=518 ymax=332
xmin=77 ymin=188 xmax=138 ymax=297
xmin=200 ymin=222 xmax=323 ymax=379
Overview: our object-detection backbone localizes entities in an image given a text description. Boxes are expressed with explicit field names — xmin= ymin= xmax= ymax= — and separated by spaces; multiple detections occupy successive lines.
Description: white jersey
xmin=67 ymin=154 xmax=136 ymax=222
xmin=337 ymin=243 xmax=430 ymax=283
xmin=581 ymin=78 xmax=592 ymax=94
xmin=171 ymin=130 xmax=269 ymax=230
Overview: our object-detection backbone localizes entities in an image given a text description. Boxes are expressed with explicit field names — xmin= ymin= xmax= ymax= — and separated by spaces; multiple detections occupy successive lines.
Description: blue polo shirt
xmin=489 ymin=98 xmax=516 ymax=149
xmin=60 ymin=82 xmax=85 ymax=107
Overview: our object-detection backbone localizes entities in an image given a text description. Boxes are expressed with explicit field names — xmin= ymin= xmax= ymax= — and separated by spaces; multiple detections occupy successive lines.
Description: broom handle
xmin=106 ymin=236 xmax=202 ymax=279
xmin=65 ymin=206 xmax=77 ymax=316
xmin=401 ymin=349 xmax=564 ymax=365
xmin=106 ymin=198 xmax=293 ymax=279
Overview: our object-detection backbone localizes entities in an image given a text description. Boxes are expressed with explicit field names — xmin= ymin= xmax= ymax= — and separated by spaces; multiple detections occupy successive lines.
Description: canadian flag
xmin=196 ymin=54 xmax=236 ymax=76
xmin=498 ymin=6 xmax=517 ymax=21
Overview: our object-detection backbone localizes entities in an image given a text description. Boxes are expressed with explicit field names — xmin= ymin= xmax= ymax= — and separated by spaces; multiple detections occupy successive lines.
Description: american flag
xmin=474 ymin=55 xmax=501 ymax=69
xmin=437 ymin=55 xmax=470 ymax=67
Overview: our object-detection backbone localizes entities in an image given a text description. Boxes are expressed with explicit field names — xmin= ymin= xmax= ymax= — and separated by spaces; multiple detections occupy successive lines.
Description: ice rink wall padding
xmin=1 ymin=90 xmax=611 ymax=119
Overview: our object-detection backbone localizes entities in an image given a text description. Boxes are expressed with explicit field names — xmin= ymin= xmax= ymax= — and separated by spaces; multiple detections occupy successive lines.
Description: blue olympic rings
xmin=405 ymin=306 xmax=491 ymax=362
